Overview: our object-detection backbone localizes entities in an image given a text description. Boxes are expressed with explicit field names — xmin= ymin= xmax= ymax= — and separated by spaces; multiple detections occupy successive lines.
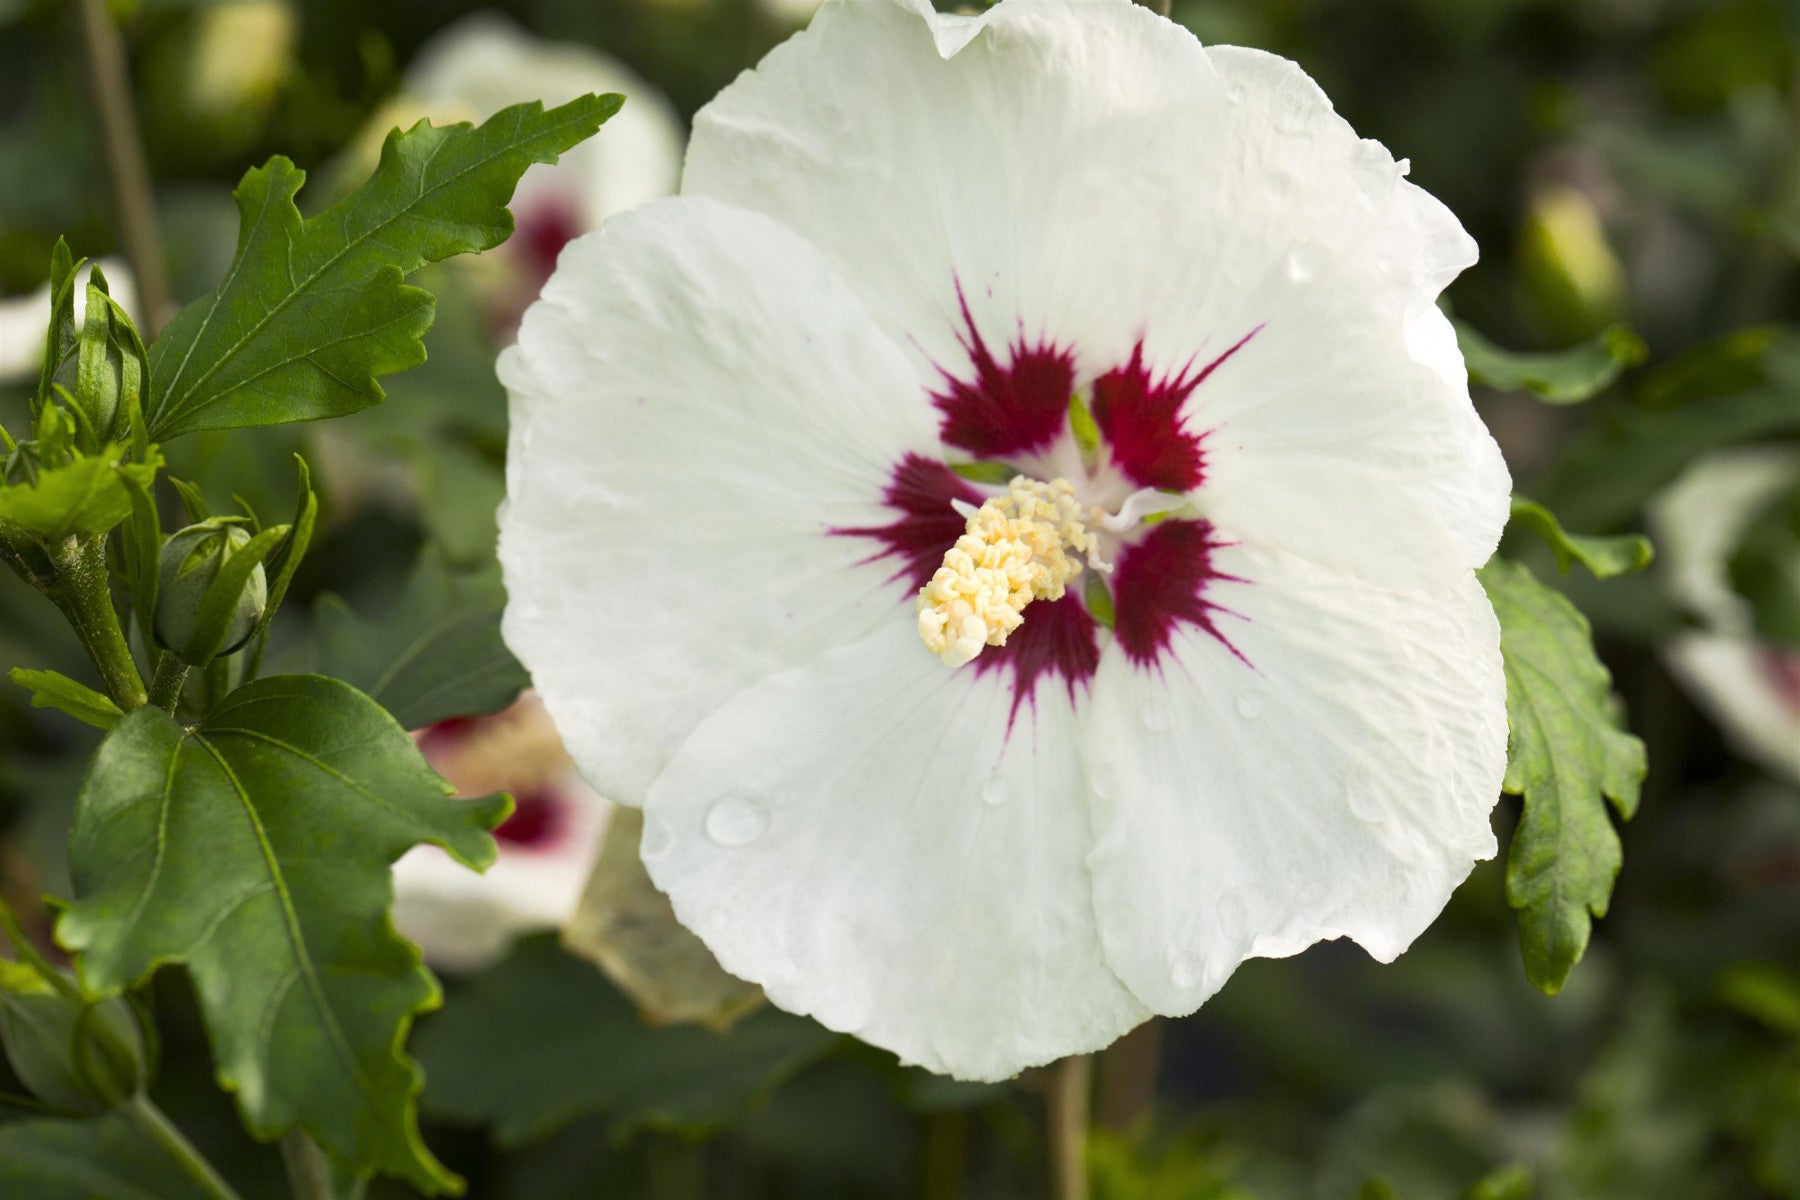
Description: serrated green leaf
xmin=1508 ymin=496 xmax=1654 ymax=579
xmin=312 ymin=546 xmax=528 ymax=729
xmin=55 ymin=674 xmax=511 ymax=1192
xmin=0 ymin=444 xmax=163 ymax=542
xmin=0 ymin=1112 xmax=216 ymax=1200
xmin=8 ymin=667 xmax=124 ymax=730
xmin=414 ymin=934 xmax=837 ymax=1146
xmin=1480 ymin=558 xmax=1645 ymax=994
xmin=145 ymin=94 xmax=621 ymax=440
xmin=1458 ymin=321 xmax=1646 ymax=403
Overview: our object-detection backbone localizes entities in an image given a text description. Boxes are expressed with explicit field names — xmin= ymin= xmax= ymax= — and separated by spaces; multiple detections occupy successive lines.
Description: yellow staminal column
xmin=916 ymin=476 xmax=1095 ymax=667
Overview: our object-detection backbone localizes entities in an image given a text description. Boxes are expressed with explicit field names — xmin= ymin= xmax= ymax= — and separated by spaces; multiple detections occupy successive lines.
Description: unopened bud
xmin=0 ymin=959 xmax=148 ymax=1114
xmin=155 ymin=518 xmax=269 ymax=664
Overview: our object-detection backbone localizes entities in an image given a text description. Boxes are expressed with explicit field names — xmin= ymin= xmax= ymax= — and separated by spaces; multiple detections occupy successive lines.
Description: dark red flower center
xmin=838 ymin=300 xmax=1258 ymax=719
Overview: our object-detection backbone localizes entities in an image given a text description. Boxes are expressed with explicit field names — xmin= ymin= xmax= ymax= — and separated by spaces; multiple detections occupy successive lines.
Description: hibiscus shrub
xmin=0 ymin=1 xmax=1797 ymax=1198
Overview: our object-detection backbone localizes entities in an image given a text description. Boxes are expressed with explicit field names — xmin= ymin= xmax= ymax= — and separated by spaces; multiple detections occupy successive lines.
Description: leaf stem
xmin=1046 ymin=1054 xmax=1093 ymax=1200
xmin=147 ymin=652 xmax=189 ymax=712
xmin=46 ymin=535 xmax=146 ymax=711
xmin=280 ymin=1131 xmax=337 ymax=1200
xmin=121 ymin=1094 xmax=246 ymax=1200
xmin=71 ymin=0 xmax=174 ymax=334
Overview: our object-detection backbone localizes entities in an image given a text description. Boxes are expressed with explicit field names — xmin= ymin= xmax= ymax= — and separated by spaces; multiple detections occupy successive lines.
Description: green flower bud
xmin=0 ymin=959 xmax=149 ymax=1114
xmin=155 ymin=518 xmax=269 ymax=664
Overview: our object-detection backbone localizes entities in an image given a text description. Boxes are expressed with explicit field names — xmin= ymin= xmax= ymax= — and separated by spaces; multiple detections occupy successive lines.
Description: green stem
xmin=280 ymin=1131 xmax=336 ymax=1200
xmin=121 ymin=1094 xmax=246 ymax=1200
xmin=146 ymin=653 xmax=189 ymax=712
xmin=45 ymin=535 xmax=146 ymax=711
xmin=1047 ymin=1054 xmax=1093 ymax=1200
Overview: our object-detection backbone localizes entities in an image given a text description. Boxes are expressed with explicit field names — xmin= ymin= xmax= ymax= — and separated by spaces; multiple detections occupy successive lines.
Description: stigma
xmin=916 ymin=476 xmax=1096 ymax=667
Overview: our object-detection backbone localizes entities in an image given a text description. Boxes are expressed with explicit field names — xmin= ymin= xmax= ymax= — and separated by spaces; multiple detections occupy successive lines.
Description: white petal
xmin=499 ymin=198 xmax=942 ymax=803
xmin=685 ymin=2 xmax=1505 ymax=581
xmin=1649 ymin=446 xmax=1800 ymax=635
xmin=406 ymin=13 xmax=684 ymax=225
xmin=1186 ymin=46 xmax=1509 ymax=581
xmin=1666 ymin=634 xmax=1800 ymax=787
xmin=641 ymin=623 xmax=1149 ymax=1080
xmin=683 ymin=0 xmax=1230 ymax=384
xmin=1081 ymin=546 xmax=1506 ymax=1015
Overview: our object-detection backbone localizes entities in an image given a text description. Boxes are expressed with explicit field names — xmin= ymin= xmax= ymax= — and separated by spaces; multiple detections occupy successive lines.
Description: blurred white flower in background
xmin=0 ymin=260 xmax=136 ymax=383
xmin=361 ymin=12 xmax=684 ymax=337
xmin=1652 ymin=447 xmax=1800 ymax=784
xmin=394 ymin=693 xmax=612 ymax=973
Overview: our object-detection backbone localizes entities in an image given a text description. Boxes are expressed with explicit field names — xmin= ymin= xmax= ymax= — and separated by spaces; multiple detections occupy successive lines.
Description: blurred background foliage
xmin=2 ymin=0 xmax=1799 ymax=1197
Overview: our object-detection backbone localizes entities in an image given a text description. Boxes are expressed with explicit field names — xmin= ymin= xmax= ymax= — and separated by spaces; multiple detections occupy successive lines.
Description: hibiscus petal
xmin=684 ymin=0 xmax=1505 ymax=582
xmin=641 ymin=622 xmax=1149 ymax=1081
xmin=1180 ymin=46 xmax=1511 ymax=582
xmin=499 ymin=198 xmax=942 ymax=802
xmin=1080 ymin=546 xmax=1506 ymax=1016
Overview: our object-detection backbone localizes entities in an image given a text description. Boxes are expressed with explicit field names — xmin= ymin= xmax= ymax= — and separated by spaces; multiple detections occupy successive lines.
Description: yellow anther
xmin=916 ymin=476 xmax=1095 ymax=666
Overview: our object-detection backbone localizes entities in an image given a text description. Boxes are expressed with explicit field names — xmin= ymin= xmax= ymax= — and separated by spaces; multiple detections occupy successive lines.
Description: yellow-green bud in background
xmin=1519 ymin=184 xmax=1627 ymax=342
xmin=0 ymin=958 xmax=149 ymax=1114
xmin=155 ymin=518 xmax=270 ymax=664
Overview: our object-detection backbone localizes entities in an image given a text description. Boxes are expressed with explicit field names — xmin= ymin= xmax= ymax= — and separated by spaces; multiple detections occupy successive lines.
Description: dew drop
xmin=1235 ymin=691 xmax=1266 ymax=719
xmin=1139 ymin=702 xmax=1173 ymax=733
xmin=639 ymin=814 xmax=675 ymax=860
xmin=704 ymin=793 xmax=769 ymax=847
xmin=1284 ymin=247 xmax=1315 ymax=283
xmin=981 ymin=775 xmax=1010 ymax=807
xmin=1344 ymin=765 xmax=1385 ymax=824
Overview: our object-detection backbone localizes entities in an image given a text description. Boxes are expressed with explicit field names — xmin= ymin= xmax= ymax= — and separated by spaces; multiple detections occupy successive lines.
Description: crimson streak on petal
xmin=1091 ymin=328 xmax=1259 ymax=492
xmin=1112 ymin=518 xmax=1247 ymax=669
xmin=931 ymin=290 xmax=1077 ymax=459
xmin=975 ymin=591 xmax=1100 ymax=722
xmin=833 ymin=453 xmax=984 ymax=588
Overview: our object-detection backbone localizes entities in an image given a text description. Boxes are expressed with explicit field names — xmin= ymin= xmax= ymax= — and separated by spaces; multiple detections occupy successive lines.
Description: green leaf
xmin=948 ymin=460 xmax=1019 ymax=485
xmin=1479 ymin=558 xmax=1645 ymax=994
xmin=0 ymin=1112 xmax=216 ymax=1200
xmin=8 ymin=667 xmax=125 ymax=730
xmin=36 ymin=237 xmax=80 ymax=413
xmin=1457 ymin=321 xmax=1646 ymax=403
xmin=0 ymin=444 xmax=163 ymax=542
xmin=1463 ymin=1164 xmax=1534 ymax=1200
xmin=311 ymin=546 xmax=528 ymax=729
xmin=145 ymin=94 xmax=621 ymax=440
xmin=55 ymin=674 xmax=511 ymax=1192
xmin=414 ymin=934 xmax=837 ymax=1146
xmin=1507 ymin=496 xmax=1654 ymax=579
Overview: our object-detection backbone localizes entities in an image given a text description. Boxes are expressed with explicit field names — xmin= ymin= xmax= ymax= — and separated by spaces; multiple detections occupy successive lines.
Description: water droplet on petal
xmin=981 ymin=775 xmax=1009 ymax=807
xmin=1285 ymin=247 xmax=1315 ymax=283
xmin=1345 ymin=765 xmax=1385 ymax=824
xmin=1089 ymin=762 xmax=1120 ymax=799
xmin=705 ymin=793 xmax=769 ymax=846
xmin=1139 ymin=702 xmax=1173 ymax=733
xmin=639 ymin=814 xmax=675 ymax=860
xmin=1235 ymin=691 xmax=1266 ymax=719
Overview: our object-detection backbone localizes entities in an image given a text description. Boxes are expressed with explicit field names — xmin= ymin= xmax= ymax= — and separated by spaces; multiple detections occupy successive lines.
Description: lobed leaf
xmin=1508 ymin=496 xmax=1654 ymax=580
xmin=311 ymin=546 xmax=528 ymax=729
xmin=1458 ymin=321 xmax=1646 ymax=404
xmin=55 ymin=674 xmax=510 ymax=1191
xmin=414 ymin=934 xmax=837 ymax=1146
xmin=1480 ymin=558 xmax=1646 ymax=994
xmin=145 ymin=94 xmax=620 ymax=440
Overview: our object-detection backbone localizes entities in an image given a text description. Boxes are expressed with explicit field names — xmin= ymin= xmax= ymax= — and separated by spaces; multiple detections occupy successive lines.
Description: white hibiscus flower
xmin=498 ymin=0 xmax=1511 ymax=1079
xmin=393 ymin=693 xmax=612 ymax=973
xmin=1651 ymin=447 xmax=1800 ymax=785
